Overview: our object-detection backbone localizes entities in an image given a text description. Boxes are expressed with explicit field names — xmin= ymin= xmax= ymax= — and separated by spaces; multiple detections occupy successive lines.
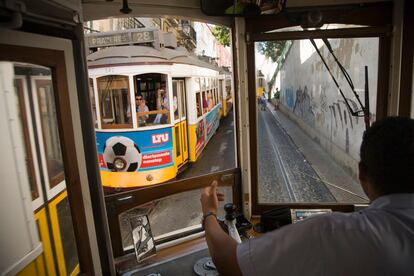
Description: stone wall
xmin=278 ymin=38 xmax=379 ymax=177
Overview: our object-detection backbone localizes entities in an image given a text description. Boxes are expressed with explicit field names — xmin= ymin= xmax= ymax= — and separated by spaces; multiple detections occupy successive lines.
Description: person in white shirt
xmin=201 ymin=116 xmax=414 ymax=276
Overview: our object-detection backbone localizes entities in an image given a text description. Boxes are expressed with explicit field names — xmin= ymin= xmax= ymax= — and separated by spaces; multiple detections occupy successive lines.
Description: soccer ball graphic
xmin=103 ymin=136 xmax=141 ymax=172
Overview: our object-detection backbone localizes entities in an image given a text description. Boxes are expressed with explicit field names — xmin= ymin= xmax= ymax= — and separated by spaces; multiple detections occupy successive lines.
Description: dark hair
xmin=360 ymin=117 xmax=414 ymax=195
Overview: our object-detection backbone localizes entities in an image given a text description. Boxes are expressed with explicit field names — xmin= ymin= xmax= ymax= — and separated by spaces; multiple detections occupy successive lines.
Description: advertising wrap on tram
xmin=206 ymin=104 xmax=221 ymax=143
xmin=97 ymin=128 xmax=174 ymax=171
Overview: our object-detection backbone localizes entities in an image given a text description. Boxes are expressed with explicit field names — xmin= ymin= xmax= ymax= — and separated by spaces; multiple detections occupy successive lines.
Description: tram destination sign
xmin=87 ymin=29 xmax=156 ymax=48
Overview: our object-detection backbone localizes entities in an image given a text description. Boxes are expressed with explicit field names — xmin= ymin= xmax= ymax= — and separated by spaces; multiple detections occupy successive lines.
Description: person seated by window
xmin=153 ymin=87 xmax=168 ymax=124
xmin=207 ymin=92 xmax=214 ymax=111
xmin=203 ymin=94 xmax=209 ymax=113
xmin=135 ymin=94 xmax=149 ymax=126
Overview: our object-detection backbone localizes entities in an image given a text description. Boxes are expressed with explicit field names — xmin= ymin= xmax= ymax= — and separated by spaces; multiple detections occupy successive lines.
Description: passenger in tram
xmin=207 ymin=92 xmax=214 ymax=111
xmin=203 ymin=93 xmax=209 ymax=113
xmin=201 ymin=116 xmax=414 ymax=276
xmin=153 ymin=86 xmax=168 ymax=124
xmin=135 ymin=94 xmax=149 ymax=126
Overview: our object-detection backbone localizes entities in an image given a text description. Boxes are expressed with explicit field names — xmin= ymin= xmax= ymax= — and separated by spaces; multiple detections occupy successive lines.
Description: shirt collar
xmin=369 ymin=193 xmax=414 ymax=210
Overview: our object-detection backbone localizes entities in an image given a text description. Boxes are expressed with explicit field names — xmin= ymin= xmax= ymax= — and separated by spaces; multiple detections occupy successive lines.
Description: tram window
xmin=202 ymin=91 xmax=208 ymax=113
xmin=180 ymin=80 xmax=186 ymax=118
xmin=35 ymin=79 xmax=65 ymax=188
xmin=84 ymin=19 xmax=238 ymax=250
xmin=14 ymin=78 xmax=39 ymax=200
xmin=97 ymin=75 xmax=132 ymax=128
xmin=255 ymin=38 xmax=377 ymax=204
xmin=175 ymin=127 xmax=181 ymax=156
xmin=196 ymin=92 xmax=202 ymax=118
xmin=89 ymin=78 xmax=98 ymax=128
xmin=173 ymin=81 xmax=179 ymax=120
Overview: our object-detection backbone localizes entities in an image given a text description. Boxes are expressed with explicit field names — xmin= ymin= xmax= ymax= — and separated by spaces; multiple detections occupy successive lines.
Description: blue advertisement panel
xmin=96 ymin=127 xmax=173 ymax=172
xmin=205 ymin=104 xmax=220 ymax=143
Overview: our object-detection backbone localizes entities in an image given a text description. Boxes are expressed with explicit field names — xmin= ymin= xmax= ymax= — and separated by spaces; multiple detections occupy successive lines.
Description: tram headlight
xmin=114 ymin=157 xmax=127 ymax=171
xmin=146 ymin=174 xmax=154 ymax=181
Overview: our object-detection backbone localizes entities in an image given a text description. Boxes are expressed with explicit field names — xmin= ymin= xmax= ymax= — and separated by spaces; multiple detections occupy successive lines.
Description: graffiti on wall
xmin=284 ymin=86 xmax=295 ymax=109
xmin=283 ymin=83 xmax=372 ymax=154
xmin=293 ymin=86 xmax=315 ymax=126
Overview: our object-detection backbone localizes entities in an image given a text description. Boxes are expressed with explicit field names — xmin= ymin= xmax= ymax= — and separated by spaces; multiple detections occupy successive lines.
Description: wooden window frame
xmin=0 ymin=44 xmax=95 ymax=274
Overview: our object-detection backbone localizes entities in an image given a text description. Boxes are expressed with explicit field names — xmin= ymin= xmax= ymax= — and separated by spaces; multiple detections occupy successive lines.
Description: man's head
xmin=359 ymin=117 xmax=414 ymax=199
xmin=136 ymin=94 xmax=145 ymax=104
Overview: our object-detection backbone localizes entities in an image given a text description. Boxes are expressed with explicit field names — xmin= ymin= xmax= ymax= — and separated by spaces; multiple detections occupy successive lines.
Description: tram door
xmin=172 ymin=79 xmax=189 ymax=168
xmin=13 ymin=67 xmax=79 ymax=276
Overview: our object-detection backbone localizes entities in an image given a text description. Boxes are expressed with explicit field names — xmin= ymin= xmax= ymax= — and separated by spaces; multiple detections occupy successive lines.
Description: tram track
xmin=263 ymin=110 xmax=297 ymax=201
xmin=258 ymin=105 xmax=335 ymax=203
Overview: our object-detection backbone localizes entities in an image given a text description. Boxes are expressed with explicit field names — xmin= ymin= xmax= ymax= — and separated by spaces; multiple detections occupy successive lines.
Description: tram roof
xmin=87 ymin=45 xmax=221 ymax=72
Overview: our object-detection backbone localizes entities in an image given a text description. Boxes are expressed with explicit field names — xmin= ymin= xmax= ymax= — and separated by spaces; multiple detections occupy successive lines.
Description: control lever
xmin=224 ymin=203 xmax=242 ymax=243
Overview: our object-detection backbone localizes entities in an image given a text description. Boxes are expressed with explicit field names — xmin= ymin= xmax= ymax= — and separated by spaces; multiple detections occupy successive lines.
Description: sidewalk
xmin=267 ymin=103 xmax=368 ymax=203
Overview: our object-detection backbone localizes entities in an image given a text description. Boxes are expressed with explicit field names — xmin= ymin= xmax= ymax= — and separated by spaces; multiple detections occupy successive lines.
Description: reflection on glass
xmin=119 ymin=187 xmax=233 ymax=250
xmin=97 ymin=75 xmax=131 ymax=128
xmin=256 ymin=38 xmax=377 ymax=204
xmin=35 ymin=79 xmax=64 ymax=188
xmin=56 ymin=197 xmax=79 ymax=275
xmin=89 ymin=78 xmax=98 ymax=128
xmin=14 ymin=78 xmax=39 ymax=200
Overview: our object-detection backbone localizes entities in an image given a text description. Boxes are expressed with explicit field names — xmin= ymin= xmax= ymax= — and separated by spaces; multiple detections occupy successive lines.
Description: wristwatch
xmin=202 ymin=211 xmax=217 ymax=229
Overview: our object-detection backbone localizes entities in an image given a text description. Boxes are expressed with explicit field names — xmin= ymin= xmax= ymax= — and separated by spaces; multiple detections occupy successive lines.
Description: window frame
xmin=245 ymin=3 xmax=393 ymax=215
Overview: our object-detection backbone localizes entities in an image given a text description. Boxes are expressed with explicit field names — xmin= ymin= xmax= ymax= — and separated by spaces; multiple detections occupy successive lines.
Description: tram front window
xmin=255 ymin=37 xmax=378 ymax=205
xmin=97 ymin=75 xmax=132 ymax=128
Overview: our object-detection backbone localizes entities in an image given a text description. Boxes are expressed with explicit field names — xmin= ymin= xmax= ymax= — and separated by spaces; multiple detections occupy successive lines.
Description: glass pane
xmin=196 ymin=92 xmax=202 ymax=118
xmin=180 ymin=81 xmax=186 ymax=118
xmin=35 ymin=79 xmax=64 ymax=188
xmin=119 ymin=187 xmax=233 ymax=250
xmin=97 ymin=75 xmax=132 ymax=128
xmin=202 ymin=91 xmax=208 ymax=113
xmin=256 ymin=38 xmax=377 ymax=204
xmin=14 ymin=78 xmax=39 ymax=200
xmin=89 ymin=78 xmax=98 ymax=128
xmin=56 ymin=196 xmax=79 ymax=275
xmin=175 ymin=126 xmax=181 ymax=157
xmin=173 ymin=81 xmax=179 ymax=120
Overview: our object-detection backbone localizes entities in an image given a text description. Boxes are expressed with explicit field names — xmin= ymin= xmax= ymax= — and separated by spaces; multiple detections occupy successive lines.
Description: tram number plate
xmin=132 ymin=31 xmax=154 ymax=43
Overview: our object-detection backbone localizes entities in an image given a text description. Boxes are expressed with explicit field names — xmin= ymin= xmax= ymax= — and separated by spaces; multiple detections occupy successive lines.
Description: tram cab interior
xmin=0 ymin=0 xmax=413 ymax=275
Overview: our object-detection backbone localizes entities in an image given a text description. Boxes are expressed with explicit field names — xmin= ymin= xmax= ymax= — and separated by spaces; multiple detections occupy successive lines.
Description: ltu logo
xmin=152 ymin=133 xmax=169 ymax=144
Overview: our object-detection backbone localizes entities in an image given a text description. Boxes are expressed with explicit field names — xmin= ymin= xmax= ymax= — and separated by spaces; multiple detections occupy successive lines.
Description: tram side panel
xmin=186 ymin=77 xmax=221 ymax=162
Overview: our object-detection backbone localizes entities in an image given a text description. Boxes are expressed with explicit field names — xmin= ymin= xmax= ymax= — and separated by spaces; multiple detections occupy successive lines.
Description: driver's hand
xmin=200 ymin=181 xmax=224 ymax=215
